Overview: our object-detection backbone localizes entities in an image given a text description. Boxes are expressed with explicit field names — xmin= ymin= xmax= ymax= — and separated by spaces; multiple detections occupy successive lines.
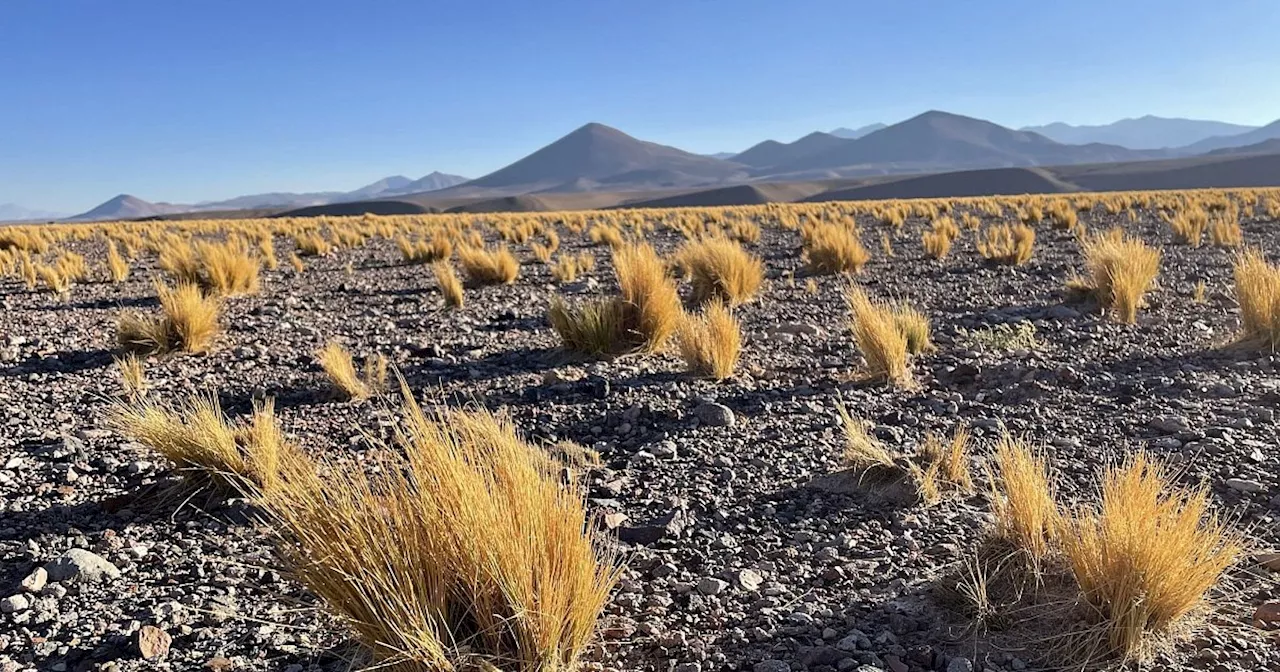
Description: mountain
xmin=0 ymin=203 xmax=69 ymax=222
xmin=346 ymin=175 xmax=413 ymax=199
xmin=1203 ymin=138 xmax=1280 ymax=156
xmin=1182 ymin=119 xmax=1280 ymax=154
xmin=767 ymin=111 xmax=1154 ymax=175
xmin=196 ymin=191 xmax=343 ymax=210
xmin=393 ymin=171 xmax=469 ymax=194
xmin=67 ymin=195 xmax=188 ymax=221
xmin=1022 ymin=116 xmax=1260 ymax=150
xmin=830 ymin=123 xmax=887 ymax=140
xmin=457 ymin=122 xmax=746 ymax=193
xmin=731 ymin=131 xmax=847 ymax=168
xmin=706 ymin=152 xmax=738 ymax=160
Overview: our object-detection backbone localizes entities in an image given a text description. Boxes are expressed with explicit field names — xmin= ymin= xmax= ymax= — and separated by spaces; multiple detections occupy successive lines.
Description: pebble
xmin=0 ymin=595 xmax=31 ymax=614
xmin=1226 ymin=478 xmax=1266 ymax=494
xmin=735 ymin=569 xmax=763 ymax=591
xmin=694 ymin=402 xmax=736 ymax=427
xmin=1148 ymin=415 xmax=1191 ymax=434
xmin=20 ymin=567 xmax=47 ymax=593
xmin=697 ymin=577 xmax=729 ymax=595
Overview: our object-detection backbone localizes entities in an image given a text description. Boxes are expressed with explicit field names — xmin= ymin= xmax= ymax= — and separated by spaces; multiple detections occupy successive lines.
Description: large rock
xmin=44 ymin=548 xmax=121 ymax=583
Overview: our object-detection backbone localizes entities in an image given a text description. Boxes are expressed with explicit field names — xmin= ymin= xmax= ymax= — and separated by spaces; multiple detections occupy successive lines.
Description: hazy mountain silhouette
xmin=456 ymin=122 xmax=746 ymax=193
xmin=1203 ymin=138 xmax=1280 ymax=156
xmin=830 ymin=123 xmax=886 ymax=139
xmin=768 ymin=111 xmax=1154 ymax=175
xmin=731 ymin=131 xmax=847 ymax=168
xmin=0 ymin=203 xmax=69 ymax=222
xmin=346 ymin=176 xmax=414 ymax=199
xmin=393 ymin=171 xmax=469 ymax=194
xmin=1023 ymin=116 xmax=1259 ymax=150
xmin=1182 ymin=119 xmax=1280 ymax=154
xmin=68 ymin=195 xmax=187 ymax=221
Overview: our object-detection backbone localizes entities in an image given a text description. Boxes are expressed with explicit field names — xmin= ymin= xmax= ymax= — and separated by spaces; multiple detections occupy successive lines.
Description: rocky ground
xmin=1 ymin=205 xmax=1278 ymax=672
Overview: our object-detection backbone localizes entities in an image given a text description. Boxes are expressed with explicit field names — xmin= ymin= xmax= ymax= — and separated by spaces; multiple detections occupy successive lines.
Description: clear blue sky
xmin=3 ymin=0 xmax=1277 ymax=212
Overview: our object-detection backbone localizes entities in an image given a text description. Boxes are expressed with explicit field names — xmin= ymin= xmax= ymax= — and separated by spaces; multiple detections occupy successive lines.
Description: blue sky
xmin=3 ymin=0 xmax=1277 ymax=212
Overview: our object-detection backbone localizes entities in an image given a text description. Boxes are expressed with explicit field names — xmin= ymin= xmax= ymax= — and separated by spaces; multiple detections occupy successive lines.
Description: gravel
xmin=3 ymin=204 xmax=1280 ymax=671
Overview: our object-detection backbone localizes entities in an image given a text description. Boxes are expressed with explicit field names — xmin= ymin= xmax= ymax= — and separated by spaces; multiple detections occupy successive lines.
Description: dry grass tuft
xmin=432 ymin=261 xmax=464 ymax=308
xmin=549 ymin=243 xmax=681 ymax=355
xmin=977 ymin=224 xmax=1035 ymax=266
xmin=1170 ymin=209 xmax=1208 ymax=246
xmin=990 ymin=434 xmax=1061 ymax=563
xmin=846 ymin=287 xmax=910 ymax=385
xmin=1061 ymin=454 xmax=1240 ymax=662
xmin=254 ymin=387 xmax=620 ymax=672
xmin=804 ymin=223 xmax=870 ymax=275
xmin=1208 ymin=214 xmax=1243 ymax=248
xmin=676 ymin=237 xmax=764 ymax=306
xmin=891 ymin=303 xmax=933 ymax=355
xmin=115 ymin=354 xmax=146 ymax=397
xmin=837 ymin=404 xmax=895 ymax=471
xmin=918 ymin=424 xmax=973 ymax=492
xmin=1232 ymin=248 xmax=1280 ymax=349
xmin=549 ymin=252 xmax=595 ymax=283
xmin=1074 ymin=228 xmax=1161 ymax=323
xmin=922 ymin=217 xmax=960 ymax=260
xmin=106 ymin=240 xmax=130 ymax=283
xmin=458 ymin=245 xmax=520 ymax=285
xmin=289 ymin=252 xmax=305 ymax=273
xmin=107 ymin=393 xmax=291 ymax=493
xmin=675 ymin=302 xmax=742 ymax=379
xmin=397 ymin=236 xmax=453 ymax=264
xmin=117 ymin=281 xmax=221 ymax=355
xmin=317 ymin=342 xmax=387 ymax=401
xmin=198 ymin=238 xmax=261 ymax=295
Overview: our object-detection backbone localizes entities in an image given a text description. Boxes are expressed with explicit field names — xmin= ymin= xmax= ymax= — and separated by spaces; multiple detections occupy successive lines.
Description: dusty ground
xmin=1 ymin=205 xmax=1278 ymax=672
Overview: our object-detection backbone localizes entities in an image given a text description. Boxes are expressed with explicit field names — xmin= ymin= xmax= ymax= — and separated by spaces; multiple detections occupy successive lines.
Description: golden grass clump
xmin=675 ymin=302 xmax=742 ymax=379
xmin=922 ymin=216 xmax=960 ymax=260
xmin=891 ymin=303 xmax=933 ymax=355
xmin=804 ymin=223 xmax=870 ymax=275
xmin=918 ymin=424 xmax=974 ymax=492
xmin=990 ymin=434 xmax=1061 ymax=562
xmin=36 ymin=264 xmax=72 ymax=296
xmin=397 ymin=235 xmax=453 ymax=264
xmin=846 ymin=287 xmax=910 ymax=385
xmin=1061 ymin=454 xmax=1240 ymax=662
xmin=549 ymin=243 xmax=681 ymax=355
xmin=106 ymin=240 xmax=130 ymax=282
xmin=1073 ymin=228 xmax=1161 ymax=324
xmin=293 ymin=232 xmax=333 ymax=257
xmin=1170 ymin=208 xmax=1208 ymax=246
xmin=317 ymin=342 xmax=387 ymax=401
xmin=837 ymin=404 xmax=896 ymax=471
xmin=117 ymin=281 xmax=221 ymax=355
xmin=107 ymin=394 xmax=291 ymax=493
xmin=1232 ymin=248 xmax=1280 ymax=349
xmin=288 ymin=252 xmax=305 ymax=273
xmin=549 ymin=252 xmax=595 ymax=283
xmin=115 ymin=354 xmax=146 ymax=397
xmin=254 ymin=388 xmax=620 ymax=672
xmin=977 ymin=224 xmax=1035 ymax=266
xmin=675 ymin=236 xmax=764 ymax=306
xmin=197 ymin=238 xmax=261 ymax=295
xmin=432 ymin=261 xmax=464 ymax=308
xmin=1208 ymin=214 xmax=1242 ymax=248
xmin=458 ymin=245 xmax=520 ymax=285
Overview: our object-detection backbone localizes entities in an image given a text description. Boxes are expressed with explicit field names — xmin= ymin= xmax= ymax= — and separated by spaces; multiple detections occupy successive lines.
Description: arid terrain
xmin=1 ymin=191 xmax=1279 ymax=672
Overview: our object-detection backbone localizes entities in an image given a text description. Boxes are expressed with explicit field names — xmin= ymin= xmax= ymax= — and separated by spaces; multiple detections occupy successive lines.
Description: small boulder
xmin=20 ymin=567 xmax=47 ymax=594
xmin=44 ymin=548 xmax=120 ymax=583
xmin=136 ymin=625 xmax=172 ymax=660
xmin=694 ymin=402 xmax=736 ymax=428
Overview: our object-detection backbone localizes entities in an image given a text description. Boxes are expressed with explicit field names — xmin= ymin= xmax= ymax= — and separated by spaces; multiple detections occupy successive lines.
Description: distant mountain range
xmin=1021 ymin=116 xmax=1261 ymax=149
xmin=61 ymin=171 xmax=468 ymax=221
xmin=24 ymin=110 xmax=1280 ymax=222
xmin=0 ymin=203 xmax=70 ymax=222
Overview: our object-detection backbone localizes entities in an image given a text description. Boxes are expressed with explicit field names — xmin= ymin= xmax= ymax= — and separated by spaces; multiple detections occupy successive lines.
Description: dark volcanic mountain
xmin=731 ymin=131 xmax=847 ymax=168
xmin=1183 ymin=119 xmax=1280 ymax=154
xmin=67 ymin=194 xmax=187 ymax=221
xmin=1023 ymin=116 xmax=1260 ymax=150
xmin=458 ymin=122 xmax=746 ymax=193
xmin=766 ymin=111 xmax=1154 ymax=175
